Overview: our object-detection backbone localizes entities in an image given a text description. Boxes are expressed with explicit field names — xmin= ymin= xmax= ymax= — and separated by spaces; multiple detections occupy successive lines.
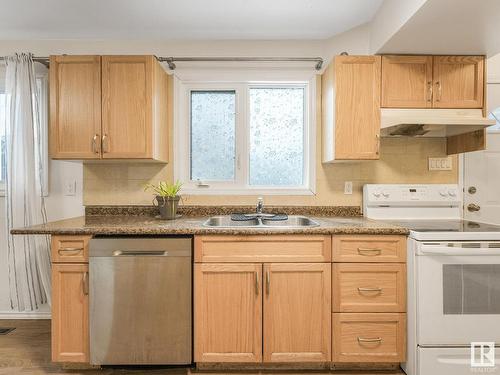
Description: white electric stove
xmin=363 ymin=184 xmax=500 ymax=375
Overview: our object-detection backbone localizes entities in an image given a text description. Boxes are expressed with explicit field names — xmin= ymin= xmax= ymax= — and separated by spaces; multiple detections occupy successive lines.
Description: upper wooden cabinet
xmin=49 ymin=56 xmax=102 ymax=159
xmin=381 ymin=55 xmax=433 ymax=108
xmin=322 ymin=55 xmax=381 ymax=162
xmin=382 ymin=55 xmax=484 ymax=109
xmin=50 ymin=55 xmax=169 ymax=162
xmin=432 ymin=56 xmax=484 ymax=108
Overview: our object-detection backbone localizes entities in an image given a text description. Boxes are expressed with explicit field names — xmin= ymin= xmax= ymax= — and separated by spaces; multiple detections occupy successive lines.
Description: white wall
xmin=369 ymin=0 xmax=428 ymax=53
xmin=375 ymin=0 xmax=500 ymax=56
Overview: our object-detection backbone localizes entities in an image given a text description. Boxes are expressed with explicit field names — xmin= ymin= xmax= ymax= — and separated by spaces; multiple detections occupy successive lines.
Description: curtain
xmin=4 ymin=53 xmax=50 ymax=311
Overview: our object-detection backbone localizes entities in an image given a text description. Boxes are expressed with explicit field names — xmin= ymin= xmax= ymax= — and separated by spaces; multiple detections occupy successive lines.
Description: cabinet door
xmin=101 ymin=55 xmax=153 ymax=158
xmin=49 ymin=55 xmax=101 ymax=159
xmin=335 ymin=55 xmax=381 ymax=160
xmin=263 ymin=263 xmax=331 ymax=362
xmin=381 ymin=55 xmax=433 ymax=108
xmin=194 ymin=263 xmax=262 ymax=362
xmin=51 ymin=263 xmax=89 ymax=363
xmin=433 ymin=56 xmax=484 ymax=108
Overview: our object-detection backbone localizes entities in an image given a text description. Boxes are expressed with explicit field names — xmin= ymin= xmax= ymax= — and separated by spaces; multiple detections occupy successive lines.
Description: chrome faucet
xmin=256 ymin=197 xmax=264 ymax=215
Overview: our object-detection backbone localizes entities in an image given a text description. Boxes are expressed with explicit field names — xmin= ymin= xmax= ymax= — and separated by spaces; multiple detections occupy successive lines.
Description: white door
xmin=464 ymin=83 xmax=500 ymax=224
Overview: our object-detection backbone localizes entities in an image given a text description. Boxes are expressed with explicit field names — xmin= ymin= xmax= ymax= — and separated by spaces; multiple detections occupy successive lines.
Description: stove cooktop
xmin=382 ymin=219 xmax=500 ymax=241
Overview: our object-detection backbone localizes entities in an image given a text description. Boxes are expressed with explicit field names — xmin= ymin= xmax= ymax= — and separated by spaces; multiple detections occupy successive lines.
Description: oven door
xmin=417 ymin=242 xmax=500 ymax=346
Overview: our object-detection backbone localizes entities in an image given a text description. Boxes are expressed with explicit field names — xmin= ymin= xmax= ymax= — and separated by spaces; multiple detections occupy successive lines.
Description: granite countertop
xmin=11 ymin=206 xmax=409 ymax=236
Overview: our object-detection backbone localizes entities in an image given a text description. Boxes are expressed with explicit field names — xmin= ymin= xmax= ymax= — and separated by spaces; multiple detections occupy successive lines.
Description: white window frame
xmin=175 ymin=76 xmax=316 ymax=195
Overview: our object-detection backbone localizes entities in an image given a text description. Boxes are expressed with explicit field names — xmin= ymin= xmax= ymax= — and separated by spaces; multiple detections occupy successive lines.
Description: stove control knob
xmin=382 ymin=190 xmax=390 ymax=198
xmin=372 ymin=191 xmax=381 ymax=198
xmin=448 ymin=190 xmax=457 ymax=197
xmin=439 ymin=190 xmax=448 ymax=197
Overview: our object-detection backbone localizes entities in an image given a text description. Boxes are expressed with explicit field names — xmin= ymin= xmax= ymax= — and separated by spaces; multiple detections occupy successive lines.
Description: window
xmin=176 ymin=79 xmax=315 ymax=195
xmin=0 ymin=68 xmax=48 ymax=195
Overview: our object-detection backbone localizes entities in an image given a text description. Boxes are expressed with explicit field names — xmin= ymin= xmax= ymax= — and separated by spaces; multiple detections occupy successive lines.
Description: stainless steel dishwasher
xmin=89 ymin=237 xmax=192 ymax=365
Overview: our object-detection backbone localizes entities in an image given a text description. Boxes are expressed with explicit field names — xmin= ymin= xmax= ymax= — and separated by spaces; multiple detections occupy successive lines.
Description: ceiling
xmin=0 ymin=0 xmax=383 ymax=40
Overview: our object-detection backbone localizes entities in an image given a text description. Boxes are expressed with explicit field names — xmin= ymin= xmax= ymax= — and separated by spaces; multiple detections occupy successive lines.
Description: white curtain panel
xmin=4 ymin=53 xmax=50 ymax=311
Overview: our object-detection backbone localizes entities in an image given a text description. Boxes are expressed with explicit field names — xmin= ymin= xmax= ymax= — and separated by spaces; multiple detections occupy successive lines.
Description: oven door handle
xmin=420 ymin=247 xmax=500 ymax=256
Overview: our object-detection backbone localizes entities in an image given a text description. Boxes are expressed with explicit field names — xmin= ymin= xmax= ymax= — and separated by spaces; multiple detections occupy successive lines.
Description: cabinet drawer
xmin=332 ymin=235 xmax=406 ymax=263
xmin=333 ymin=313 xmax=406 ymax=363
xmin=333 ymin=263 xmax=406 ymax=312
xmin=51 ymin=235 xmax=91 ymax=263
xmin=194 ymin=235 xmax=331 ymax=263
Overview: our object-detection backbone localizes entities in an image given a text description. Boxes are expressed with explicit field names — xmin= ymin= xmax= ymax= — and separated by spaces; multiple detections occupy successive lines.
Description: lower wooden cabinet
xmin=333 ymin=313 xmax=406 ymax=363
xmin=194 ymin=261 xmax=332 ymax=363
xmin=51 ymin=263 xmax=89 ymax=363
xmin=194 ymin=263 xmax=262 ymax=363
xmin=263 ymin=263 xmax=331 ymax=362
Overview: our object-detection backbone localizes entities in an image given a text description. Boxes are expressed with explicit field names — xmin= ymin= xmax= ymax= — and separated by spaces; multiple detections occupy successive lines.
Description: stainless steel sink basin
xmin=203 ymin=215 xmax=320 ymax=228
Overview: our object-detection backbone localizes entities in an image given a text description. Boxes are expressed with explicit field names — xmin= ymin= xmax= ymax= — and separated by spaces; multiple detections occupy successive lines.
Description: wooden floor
xmin=0 ymin=320 xmax=403 ymax=375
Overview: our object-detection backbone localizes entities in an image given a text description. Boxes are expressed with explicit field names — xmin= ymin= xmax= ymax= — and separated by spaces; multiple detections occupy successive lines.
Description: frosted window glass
xmin=249 ymin=88 xmax=304 ymax=186
xmin=190 ymin=91 xmax=235 ymax=181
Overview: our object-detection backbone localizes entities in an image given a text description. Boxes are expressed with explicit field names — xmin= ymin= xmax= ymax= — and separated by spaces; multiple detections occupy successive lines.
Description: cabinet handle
xmin=435 ymin=81 xmax=442 ymax=101
xmin=358 ymin=287 xmax=383 ymax=293
xmin=58 ymin=247 xmax=84 ymax=255
xmin=255 ymin=272 xmax=260 ymax=295
xmin=357 ymin=248 xmax=382 ymax=256
xmin=266 ymin=270 xmax=270 ymax=295
xmin=375 ymin=134 xmax=380 ymax=155
xmin=92 ymin=134 xmax=100 ymax=154
xmin=82 ymin=272 xmax=89 ymax=295
xmin=427 ymin=81 xmax=433 ymax=102
xmin=358 ymin=337 xmax=382 ymax=343
xmin=102 ymin=134 xmax=109 ymax=153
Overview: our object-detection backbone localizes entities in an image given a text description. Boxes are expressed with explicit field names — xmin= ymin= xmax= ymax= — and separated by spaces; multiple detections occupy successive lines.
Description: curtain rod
xmin=0 ymin=56 xmax=324 ymax=70
xmin=157 ymin=56 xmax=324 ymax=71
xmin=0 ymin=56 xmax=50 ymax=67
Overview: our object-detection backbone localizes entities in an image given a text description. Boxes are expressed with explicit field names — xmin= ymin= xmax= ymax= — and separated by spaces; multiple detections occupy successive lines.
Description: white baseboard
xmin=0 ymin=311 xmax=51 ymax=319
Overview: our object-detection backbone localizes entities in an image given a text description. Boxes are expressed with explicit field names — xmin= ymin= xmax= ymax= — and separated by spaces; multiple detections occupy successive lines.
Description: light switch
xmin=428 ymin=157 xmax=452 ymax=171
xmin=64 ymin=180 xmax=76 ymax=196
xmin=344 ymin=181 xmax=353 ymax=195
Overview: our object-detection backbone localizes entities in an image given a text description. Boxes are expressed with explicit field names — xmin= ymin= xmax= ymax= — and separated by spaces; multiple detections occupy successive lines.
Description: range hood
xmin=380 ymin=108 xmax=495 ymax=137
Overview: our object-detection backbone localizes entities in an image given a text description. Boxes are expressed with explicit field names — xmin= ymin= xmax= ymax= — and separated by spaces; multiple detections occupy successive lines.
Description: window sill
xmin=180 ymin=187 xmax=315 ymax=196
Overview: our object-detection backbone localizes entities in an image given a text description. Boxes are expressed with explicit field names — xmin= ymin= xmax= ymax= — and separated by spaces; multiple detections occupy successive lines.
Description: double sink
xmin=203 ymin=215 xmax=320 ymax=228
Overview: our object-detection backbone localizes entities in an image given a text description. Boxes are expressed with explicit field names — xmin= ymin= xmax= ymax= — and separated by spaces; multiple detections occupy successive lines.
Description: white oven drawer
xmin=419 ymin=347 xmax=500 ymax=375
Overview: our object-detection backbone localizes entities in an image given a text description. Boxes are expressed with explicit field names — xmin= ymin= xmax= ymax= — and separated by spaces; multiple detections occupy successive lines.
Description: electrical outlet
xmin=428 ymin=157 xmax=452 ymax=171
xmin=344 ymin=181 xmax=353 ymax=195
xmin=64 ymin=180 xmax=76 ymax=196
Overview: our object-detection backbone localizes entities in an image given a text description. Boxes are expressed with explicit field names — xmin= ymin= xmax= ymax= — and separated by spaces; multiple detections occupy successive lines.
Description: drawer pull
xmin=82 ymin=272 xmax=89 ymax=296
xmin=358 ymin=336 xmax=383 ymax=343
xmin=255 ymin=272 xmax=260 ymax=295
xmin=357 ymin=248 xmax=382 ymax=256
xmin=266 ymin=270 xmax=270 ymax=295
xmin=358 ymin=287 xmax=383 ymax=293
xmin=58 ymin=247 xmax=84 ymax=255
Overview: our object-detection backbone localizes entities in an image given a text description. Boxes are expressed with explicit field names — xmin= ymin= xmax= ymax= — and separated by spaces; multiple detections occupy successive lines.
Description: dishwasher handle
xmin=113 ymin=250 xmax=168 ymax=256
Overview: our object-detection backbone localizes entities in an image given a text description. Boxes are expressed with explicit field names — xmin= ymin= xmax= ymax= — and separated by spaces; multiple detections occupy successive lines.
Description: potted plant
xmin=144 ymin=180 xmax=183 ymax=220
